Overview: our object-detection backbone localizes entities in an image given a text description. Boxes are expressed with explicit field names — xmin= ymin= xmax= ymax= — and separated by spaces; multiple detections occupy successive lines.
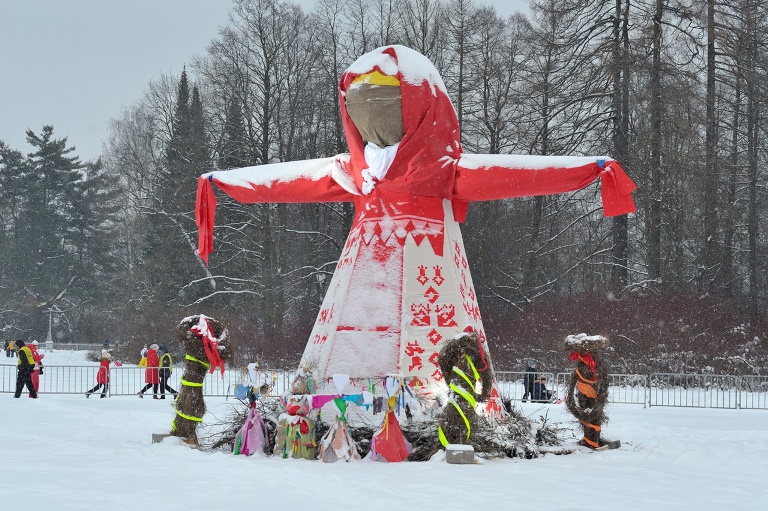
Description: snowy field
xmin=2 ymin=350 xmax=766 ymax=510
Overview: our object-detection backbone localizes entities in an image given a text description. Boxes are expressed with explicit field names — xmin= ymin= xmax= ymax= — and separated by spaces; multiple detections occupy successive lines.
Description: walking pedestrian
xmin=14 ymin=340 xmax=37 ymax=398
xmin=86 ymin=352 xmax=111 ymax=398
xmin=158 ymin=345 xmax=178 ymax=399
xmin=138 ymin=344 xmax=160 ymax=398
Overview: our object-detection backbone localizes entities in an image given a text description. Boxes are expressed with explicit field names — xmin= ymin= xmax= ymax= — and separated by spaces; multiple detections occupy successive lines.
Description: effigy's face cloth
xmin=345 ymin=83 xmax=404 ymax=148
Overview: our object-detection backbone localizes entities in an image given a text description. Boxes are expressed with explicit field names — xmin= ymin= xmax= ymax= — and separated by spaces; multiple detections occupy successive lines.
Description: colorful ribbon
xmin=190 ymin=315 xmax=225 ymax=376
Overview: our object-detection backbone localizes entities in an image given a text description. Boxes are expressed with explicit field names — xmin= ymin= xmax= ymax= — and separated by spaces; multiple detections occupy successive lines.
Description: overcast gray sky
xmin=0 ymin=0 xmax=526 ymax=162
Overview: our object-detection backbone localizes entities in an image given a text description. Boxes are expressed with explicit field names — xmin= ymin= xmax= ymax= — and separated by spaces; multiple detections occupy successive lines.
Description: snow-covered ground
xmin=2 ymin=350 xmax=766 ymax=510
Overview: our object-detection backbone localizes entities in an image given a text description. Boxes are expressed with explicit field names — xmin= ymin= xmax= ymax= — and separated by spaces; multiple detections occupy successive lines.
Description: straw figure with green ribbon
xmin=437 ymin=328 xmax=494 ymax=447
xmin=171 ymin=314 xmax=231 ymax=445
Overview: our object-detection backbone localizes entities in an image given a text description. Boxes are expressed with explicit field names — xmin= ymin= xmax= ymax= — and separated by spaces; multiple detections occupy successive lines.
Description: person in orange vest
xmin=14 ymin=340 xmax=37 ymax=398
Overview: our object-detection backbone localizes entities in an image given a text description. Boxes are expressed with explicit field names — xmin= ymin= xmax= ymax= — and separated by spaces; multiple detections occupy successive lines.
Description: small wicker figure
xmin=171 ymin=314 xmax=231 ymax=445
xmin=437 ymin=329 xmax=494 ymax=447
xmin=564 ymin=333 xmax=620 ymax=450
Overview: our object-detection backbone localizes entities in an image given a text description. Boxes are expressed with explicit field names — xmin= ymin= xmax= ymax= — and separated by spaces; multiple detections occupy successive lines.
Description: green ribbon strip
xmin=437 ymin=400 xmax=471 ymax=447
xmin=180 ymin=378 xmax=203 ymax=387
xmin=175 ymin=409 xmax=203 ymax=422
xmin=449 ymin=383 xmax=477 ymax=409
xmin=186 ymin=354 xmax=210 ymax=368
xmin=452 ymin=366 xmax=476 ymax=393
xmin=465 ymin=354 xmax=480 ymax=381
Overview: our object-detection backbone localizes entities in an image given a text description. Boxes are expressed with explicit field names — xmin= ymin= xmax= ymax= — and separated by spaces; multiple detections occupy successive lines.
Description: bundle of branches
xmin=202 ymin=402 xmax=538 ymax=461
xmin=346 ymin=423 xmax=376 ymax=457
xmin=401 ymin=419 xmax=440 ymax=461
xmin=400 ymin=406 xmax=536 ymax=461
xmin=171 ymin=315 xmax=231 ymax=445
xmin=563 ymin=334 xmax=618 ymax=449
xmin=202 ymin=398 xmax=282 ymax=453
xmin=437 ymin=329 xmax=495 ymax=446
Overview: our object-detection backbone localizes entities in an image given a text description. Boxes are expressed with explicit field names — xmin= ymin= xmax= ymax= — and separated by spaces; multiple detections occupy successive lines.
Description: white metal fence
xmin=495 ymin=371 xmax=768 ymax=410
xmin=1 ymin=364 xmax=293 ymax=399
xmin=3 ymin=364 xmax=768 ymax=410
xmin=646 ymin=373 xmax=768 ymax=409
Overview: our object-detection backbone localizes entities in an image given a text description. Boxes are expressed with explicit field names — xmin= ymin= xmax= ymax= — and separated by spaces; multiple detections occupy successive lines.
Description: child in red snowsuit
xmin=28 ymin=341 xmax=44 ymax=393
xmin=86 ymin=352 xmax=111 ymax=398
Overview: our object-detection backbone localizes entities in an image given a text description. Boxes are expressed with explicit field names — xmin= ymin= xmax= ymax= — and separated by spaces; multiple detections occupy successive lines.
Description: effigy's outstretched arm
xmin=196 ymin=156 xmax=358 ymax=264
xmin=454 ymin=154 xmax=636 ymax=217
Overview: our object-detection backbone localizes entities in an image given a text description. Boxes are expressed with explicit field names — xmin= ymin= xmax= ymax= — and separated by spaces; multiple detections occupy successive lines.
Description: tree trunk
xmin=700 ymin=0 xmax=718 ymax=290
xmin=647 ymin=0 xmax=664 ymax=287
xmin=610 ymin=0 xmax=630 ymax=289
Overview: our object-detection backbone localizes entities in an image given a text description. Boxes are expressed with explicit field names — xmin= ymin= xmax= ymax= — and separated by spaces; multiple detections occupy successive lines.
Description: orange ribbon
xmin=575 ymin=368 xmax=597 ymax=384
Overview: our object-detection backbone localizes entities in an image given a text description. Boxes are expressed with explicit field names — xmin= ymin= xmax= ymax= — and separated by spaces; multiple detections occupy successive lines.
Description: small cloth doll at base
xmin=319 ymin=398 xmax=360 ymax=463
xmin=233 ymin=405 xmax=268 ymax=456
xmin=274 ymin=395 xmax=317 ymax=459
xmin=369 ymin=396 xmax=412 ymax=462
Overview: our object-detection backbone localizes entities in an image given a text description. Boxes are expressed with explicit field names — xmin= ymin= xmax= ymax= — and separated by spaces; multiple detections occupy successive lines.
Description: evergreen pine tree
xmin=219 ymin=96 xmax=250 ymax=169
xmin=139 ymin=69 xmax=211 ymax=318
xmin=12 ymin=127 xmax=87 ymax=339
xmin=189 ymin=85 xmax=210 ymax=170
xmin=0 ymin=142 xmax=28 ymax=329
xmin=163 ymin=67 xmax=193 ymax=213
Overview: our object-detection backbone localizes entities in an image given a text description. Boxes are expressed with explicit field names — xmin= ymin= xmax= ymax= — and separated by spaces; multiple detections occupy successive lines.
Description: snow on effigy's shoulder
xmin=458 ymin=153 xmax=614 ymax=170
xmin=204 ymin=157 xmax=339 ymax=188
xmin=345 ymin=45 xmax=448 ymax=95
xmin=565 ymin=333 xmax=608 ymax=346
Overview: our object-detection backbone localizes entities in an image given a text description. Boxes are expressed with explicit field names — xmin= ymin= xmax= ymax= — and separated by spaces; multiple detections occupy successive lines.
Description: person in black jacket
xmin=158 ymin=346 xmax=178 ymax=399
xmin=522 ymin=360 xmax=538 ymax=402
xmin=14 ymin=340 xmax=38 ymax=398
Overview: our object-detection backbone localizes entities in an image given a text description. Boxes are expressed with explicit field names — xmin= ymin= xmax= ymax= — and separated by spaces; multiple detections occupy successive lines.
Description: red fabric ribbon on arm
xmin=191 ymin=315 xmax=226 ymax=376
xmin=598 ymin=161 xmax=636 ymax=217
xmin=196 ymin=176 xmax=217 ymax=266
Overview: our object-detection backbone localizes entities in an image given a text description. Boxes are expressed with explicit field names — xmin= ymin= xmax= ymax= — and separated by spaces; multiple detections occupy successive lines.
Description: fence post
xmin=647 ymin=374 xmax=652 ymax=408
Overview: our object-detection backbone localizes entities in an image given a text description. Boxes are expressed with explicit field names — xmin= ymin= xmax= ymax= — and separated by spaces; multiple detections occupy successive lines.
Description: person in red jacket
xmin=28 ymin=340 xmax=44 ymax=393
xmin=138 ymin=344 xmax=160 ymax=399
xmin=85 ymin=352 xmax=111 ymax=398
